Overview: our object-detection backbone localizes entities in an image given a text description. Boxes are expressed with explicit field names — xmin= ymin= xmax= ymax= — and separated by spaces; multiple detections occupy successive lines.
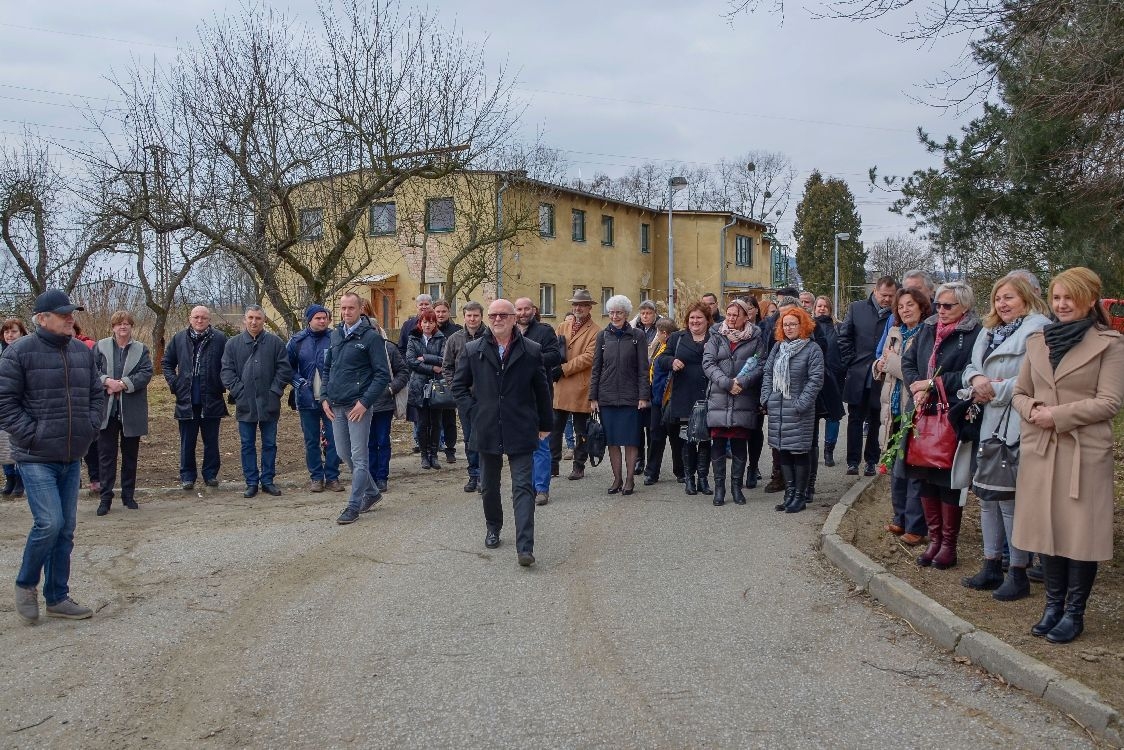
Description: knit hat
xmin=305 ymin=303 xmax=329 ymax=323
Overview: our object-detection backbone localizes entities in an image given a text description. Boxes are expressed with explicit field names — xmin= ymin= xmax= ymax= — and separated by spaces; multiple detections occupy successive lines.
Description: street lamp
xmin=834 ymin=231 xmax=850 ymax=317
xmin=667 ymin=176 xmax=688 ymax=320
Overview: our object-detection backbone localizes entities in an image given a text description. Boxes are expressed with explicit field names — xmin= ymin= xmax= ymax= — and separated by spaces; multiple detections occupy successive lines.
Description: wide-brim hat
xmin=567 ymin=289 xmax=597 ymax=305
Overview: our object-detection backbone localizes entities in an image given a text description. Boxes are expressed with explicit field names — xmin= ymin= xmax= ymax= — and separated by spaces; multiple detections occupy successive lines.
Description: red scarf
xmin=927 ymin=318 xmax=960 ymax=377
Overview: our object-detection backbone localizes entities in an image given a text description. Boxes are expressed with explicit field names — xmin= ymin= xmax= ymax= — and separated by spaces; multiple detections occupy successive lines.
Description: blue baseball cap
xmin=32 ymin=289 xmax=84 ymax=314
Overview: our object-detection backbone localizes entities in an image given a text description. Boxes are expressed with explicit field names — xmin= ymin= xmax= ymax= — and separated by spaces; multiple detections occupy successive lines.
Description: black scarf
xmin=1043 ymin=316 xmax=1094 ymax=371
xmin=187 ymin=325 xmax=215 ymax=378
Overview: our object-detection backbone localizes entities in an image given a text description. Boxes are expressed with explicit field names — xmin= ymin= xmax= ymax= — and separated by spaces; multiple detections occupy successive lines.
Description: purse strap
xmin=992 ymin=402 xmax=1014 ymax=439
xmin=932 ymin=374 xmax=950 ymax=407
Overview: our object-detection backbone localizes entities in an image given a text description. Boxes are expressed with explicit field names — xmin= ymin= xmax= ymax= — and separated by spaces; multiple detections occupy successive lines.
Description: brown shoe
xmin=763 ymin=476 xmax=785 ymax=493
xmin=325 ymin=480 xmax=345 ymax=492
xmin=567 ymin=465 xmax=585 ymax=481
xmin=900 ymin=533 xmax=925 ymax=546
xmin=884 ymin=523 xmax=904 ymax=535
xmin=535 ymin=492 xmax=549 ymax=506
xmin=309 ymin=480 xmax=325 ymax=493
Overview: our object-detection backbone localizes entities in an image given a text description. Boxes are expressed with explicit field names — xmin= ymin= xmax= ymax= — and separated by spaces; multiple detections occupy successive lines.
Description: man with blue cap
xmin=287 ymin=303 xmax=342 ymax=492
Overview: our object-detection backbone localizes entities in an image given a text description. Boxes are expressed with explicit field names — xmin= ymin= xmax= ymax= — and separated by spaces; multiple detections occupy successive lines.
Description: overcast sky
xmin=0 ymin=0 xmax=980 ymax=247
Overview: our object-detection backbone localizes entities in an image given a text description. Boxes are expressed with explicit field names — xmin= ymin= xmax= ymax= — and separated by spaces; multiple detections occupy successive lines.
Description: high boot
xmin=764 ymin=448 xmax=785 ymax=492
xmin=931 ymin=502 xmax=963 ymax=570
xmin=1046 ymin=560 xmax=1098 ymax=644
xmin=807 ymin=447 xmax=819 ymax=503
xmin=962 ymin=558 xmax=1003 ymax=590
xmin=775 ymin=462 xmax=795 ymax=512
xmin=744 ymin=460 xmax=759 ymax=489
xmin=730 ymin=456 xmax=747 ymax=505
xmin=682 ymin=442 xmax=698 ymax=496
xmin=711 ymin=458 xmax=727 ymax=506
xmin=696 ymin=447 xmax=712 ymax=495
xmin=1032 ymin=554 xmax=1068 ymax=636
xmin=993 ymin=566 xmax=1031 ymax=602
xmin=1 ymin=473 xmax=15 ymax=496
xmin=823 ymin=442 xmax=836 ymax=467
xmin=916 ymin=496 xmax=943 ymax=567
xmin=786 ymin=461 xmax=810 ymax=513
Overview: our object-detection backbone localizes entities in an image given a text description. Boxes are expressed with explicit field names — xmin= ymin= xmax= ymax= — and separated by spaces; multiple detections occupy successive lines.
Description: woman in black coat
xmin=902 ymin=281 xmax=982 ymax=571
xmin=406 ymin=311 xmax=448 ymax=470
xmin=657 ymin=301 xmax=713 ymax=496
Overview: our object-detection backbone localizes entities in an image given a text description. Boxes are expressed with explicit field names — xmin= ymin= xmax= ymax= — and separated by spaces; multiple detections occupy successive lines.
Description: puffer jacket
xmin=760 ymin=339 xmax=825 ymax=452
xmin=406 ymin=327 xmax=447 ymax=407
xmin=369 ymin=341 xmax=409 ymax=414
xmin=286 ymin=327 xmax=332 ymax=410
xmin=589 ymin=323 xmax=650 ymax=407
xmin=0 ymin=328 xmax=104 ymax=463
xmin=702 ymin=327 xmax=767 ymax=430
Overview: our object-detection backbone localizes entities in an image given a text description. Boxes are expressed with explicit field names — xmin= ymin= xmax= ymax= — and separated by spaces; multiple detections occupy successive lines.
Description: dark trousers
xmin=667 ymin=421 xmax=686 ymax=479
xmin=710 ymin=437 xmax=747 ymax=463
xmin=419 ymin=407 xmax=452 ymax=455
xmin=846 ymin=401 xmax=882 ymax=467
xmin=440 ymin=409 xmax=457 ymax=452
xmin=551 ymin=410 xmax=590 ymax=470
xmin=748 ymin=427 xmax=764 ymax=474
xmin=457 ymin=406 xmax=480 ymax=479
xmin=480 ymin=451 xmax=535 ymax=555
xmin=891 ymin=458 xmax=926 ymax=535
xmin=98 ymin=416 xmax=139 ymax=505
xmin=178 ymin=406 xmax=222 ymax=483
xmin=84 ymin=438 xmax=100 ymax=483
xmin=367 ymin=410 xmax=394 ymax=483
xmin=646 ymin=403 xmax=684 ymax=479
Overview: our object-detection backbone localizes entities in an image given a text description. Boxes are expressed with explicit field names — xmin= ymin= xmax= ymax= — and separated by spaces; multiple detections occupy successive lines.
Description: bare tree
xmin=711 ymin=151 xmax=796 ymax=224
xmin=865 ymin=233 xmax=937 ymax=281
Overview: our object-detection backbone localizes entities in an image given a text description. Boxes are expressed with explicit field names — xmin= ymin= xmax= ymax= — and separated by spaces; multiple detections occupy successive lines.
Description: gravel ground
xmin=0 ymin=447 xmax=1095 ymax=749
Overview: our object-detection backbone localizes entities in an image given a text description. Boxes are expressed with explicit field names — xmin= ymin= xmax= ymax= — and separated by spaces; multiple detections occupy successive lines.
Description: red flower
xmin=877 ymin=464 xmax=889 ymax=475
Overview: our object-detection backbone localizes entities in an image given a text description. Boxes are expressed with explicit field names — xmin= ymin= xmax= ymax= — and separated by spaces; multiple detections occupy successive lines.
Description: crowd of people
xmin=1 ymin=267 xmax=1120 ymax=644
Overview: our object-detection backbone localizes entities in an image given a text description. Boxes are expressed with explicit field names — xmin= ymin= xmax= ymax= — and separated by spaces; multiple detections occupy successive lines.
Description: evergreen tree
xmin=794 ymin=171 xmax=864 ymax=302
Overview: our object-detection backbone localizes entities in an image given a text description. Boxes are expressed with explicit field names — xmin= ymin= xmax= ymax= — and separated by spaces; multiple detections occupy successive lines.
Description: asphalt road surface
xmin=0 ymin=452 xmax=1092 ymax=748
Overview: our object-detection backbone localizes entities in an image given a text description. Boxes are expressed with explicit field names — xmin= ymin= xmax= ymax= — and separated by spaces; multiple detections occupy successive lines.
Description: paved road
xmin=0 ymin=453 xmax=1092 ymax=749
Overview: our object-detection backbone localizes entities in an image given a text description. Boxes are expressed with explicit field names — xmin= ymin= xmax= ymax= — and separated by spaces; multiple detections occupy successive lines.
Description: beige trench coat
xmin=553 ymin=317 xmax=601 ymax=414
xmin=1011 ymin=327 xmax=1124 ymax=561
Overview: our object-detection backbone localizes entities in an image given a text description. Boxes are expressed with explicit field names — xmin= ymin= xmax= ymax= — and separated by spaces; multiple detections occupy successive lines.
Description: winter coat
xmin=1011 ymin=327 xmax=1124 ymax=561
xmin=397 ymin=315 xmax=419 ymax=356
xmin=369 ymin=341 xmax=409 ymax=414
xmin=220 ymin=330 xmax=292 ymax=423
xmin=702 ymin=327 xmax=767 ymax=430
xmin=650 ymin=340 xmax=672 ymax=408
xmin=442 ymin=324 xmax=489 ymax=387
xmin=876 ymin=324 xmax=918 ymax=442
xmin=95 ymin=337 xmax=153 ymax=437
xmin=0 ymin=328 xmax=104 ymax=463
xmin=323 ymin=317 xmax=391 ymax=409
xmin=162 ymin=327 xmax=229 ymax=420
xmin=813 ymin=316 xmax=846 ymax=421
xmin=838 ymin=294 xmax=893 ymax=407
xmin=286 ymin=327 xmax=332 ymax=410
xmin=657 ymin=330 xmax=712 ymax=421
xmin=406 ymin=327 xmax=447 ymax=408
xmin=589 ymin=323 xmax=651 ymax=407
xmin=451 ymin=329 xmax=554 ymax=455
xmin=553 ymin=317 xmax=600 ymax=414
xmin=760 ymin=339 xmax=825 ymax=453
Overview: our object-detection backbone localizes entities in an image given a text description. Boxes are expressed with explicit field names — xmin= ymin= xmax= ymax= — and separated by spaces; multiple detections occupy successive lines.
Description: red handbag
xmin=905 ymin=376 xmax=958 ymax=470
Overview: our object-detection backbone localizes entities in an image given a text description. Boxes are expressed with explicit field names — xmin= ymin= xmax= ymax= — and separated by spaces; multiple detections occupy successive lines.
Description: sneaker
xmin=309 ymin=480 xmax=325 ymax=493
xmin=864 ymin=462 xmax=876 ymax=477
xmin=45 ymin=597 xmax=93 ymax=620
xmin=123 ymin=499 xmax=139 ymax=510
xmin=336 ymin=507 xmax=360 ymax=524
xmin=846 ymin=464 xmax=859 ymax=476
xmin=375 ymin=479 xmax=388 ymax=492
xmin=535 ymin=492 xmax=549 ymax=506
xmin=517 ymin=551 xmax=536 ymax=567
xmin=325 ymin=480 xmax=345 ymax=492
xmin=204 ymin=478 xmax=220 ymax=488
xmin=15 ymin=585 xmax=38 ymax=624
xmin=359 ymin=492 xmax=383 ymax=513
xmin=181 ymin=481 xmax=195 ymax=491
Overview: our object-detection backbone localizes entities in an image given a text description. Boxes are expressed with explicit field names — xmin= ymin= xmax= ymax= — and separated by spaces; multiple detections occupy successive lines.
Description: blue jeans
xmin=238 ymin=420 xmax=278 ymax=487
xmin=532 ymin=436 xmax=552 ymax=493
xmin=824 ymin=419 xmax=840 ymax=446
xmin=564 ymin=414 xmax=575 ymax=449
xmin=16 ymin=461 xmax=80 ymax=605
xmin=299 ymin=408 xmax=340 ymax=482
xmin=332 ymin=404 xmax=375 ymax=512
xmin=458 ymin=406 xmax=480 ymax=479
xmin=367 ymin=410 xmax=393 ymax=482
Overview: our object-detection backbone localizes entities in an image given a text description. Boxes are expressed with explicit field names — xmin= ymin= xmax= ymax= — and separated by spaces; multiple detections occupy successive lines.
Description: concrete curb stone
xmin=822 ymin=477 xmax=1123 ymax=748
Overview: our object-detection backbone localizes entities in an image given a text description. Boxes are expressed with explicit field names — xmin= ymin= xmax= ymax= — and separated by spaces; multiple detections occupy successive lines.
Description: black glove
xmin=551 ymin=366 xmax=563 ymax=382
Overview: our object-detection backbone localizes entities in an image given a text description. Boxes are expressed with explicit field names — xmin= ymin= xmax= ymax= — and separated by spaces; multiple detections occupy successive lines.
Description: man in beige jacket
xmin=550 ymin=290 xmax=601 ymax=480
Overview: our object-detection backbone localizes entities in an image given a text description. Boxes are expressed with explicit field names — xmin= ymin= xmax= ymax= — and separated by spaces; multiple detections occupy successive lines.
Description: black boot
xmin=993 ymin=566 xmax=1031 ymax=601
xmin=775 ymin=462 xmax=795 ymax=512
xmin=1 ymin=473 xmax=14 ymax=496
xmin=1046 ymin=560 xmax=1097 ymax=644
xmin=1032 ymin=554 xmax=1068 ymax=636
xmin=730 ymin=456 xmax=747 ymax=505
xmin=711 ymin=458 xmax=726 ymax=506
xmin=823 ymin=442 xmax=835 ymax=467
xmin=962 ymin=557 xmax=1004 ymax=590
xmin=807 ymin=448 xmax=819 ymax=503
xmin=696 ymin=471 xmax=712 ymax=495
xmin=744 ymin=461 xmax=758 ymax=489
xmin=786 ymin=461 xmax=809 ymax=513
xmin=682 ymin=442 xmax=698 ymax=495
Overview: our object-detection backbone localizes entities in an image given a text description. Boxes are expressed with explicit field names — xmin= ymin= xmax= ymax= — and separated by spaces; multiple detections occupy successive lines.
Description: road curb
xmin=822 ymin=477 xmax=1122 ymax=748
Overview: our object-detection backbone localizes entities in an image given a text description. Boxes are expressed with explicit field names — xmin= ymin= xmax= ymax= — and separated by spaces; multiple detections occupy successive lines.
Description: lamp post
xmin=833 ymin=231 xmax=850 ymax=317
xmin=667 ymin=176 xmax=688 ymax=320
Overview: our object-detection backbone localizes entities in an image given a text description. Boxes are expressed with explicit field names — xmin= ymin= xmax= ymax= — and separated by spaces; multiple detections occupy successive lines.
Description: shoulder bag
xmin=905 ymin=376 xmax=958 ymax=470
xmin=585 ymin=412 xmax=606 ymax=467
xmin=972 ymin=404 xmax=1019 ymax=501
xmin=386 ymin=349 xmax=408 ymax=420
xmin=423 ymin=377 xmax=456 ymax=410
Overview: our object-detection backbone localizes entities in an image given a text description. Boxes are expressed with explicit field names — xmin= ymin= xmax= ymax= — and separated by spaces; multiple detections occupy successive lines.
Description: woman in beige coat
xmin=551 ymin=291 xmax=601 ymax=479
xmin=1012 ymin=267 xmax=1124 ymax=644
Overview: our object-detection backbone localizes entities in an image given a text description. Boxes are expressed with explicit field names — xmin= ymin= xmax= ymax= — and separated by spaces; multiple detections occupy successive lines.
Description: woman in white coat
xmin=960 ymin=274 xmax=1050 ymax=599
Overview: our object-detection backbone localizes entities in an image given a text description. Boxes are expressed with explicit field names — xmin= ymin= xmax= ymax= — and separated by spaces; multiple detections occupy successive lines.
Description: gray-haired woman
xmin=589 ymin=295 xmax=651 ymax=495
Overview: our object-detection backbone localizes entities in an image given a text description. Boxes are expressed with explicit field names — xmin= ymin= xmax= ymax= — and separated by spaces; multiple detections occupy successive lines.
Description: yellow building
xmin=291 ymin=171 xmax=774 ymax=330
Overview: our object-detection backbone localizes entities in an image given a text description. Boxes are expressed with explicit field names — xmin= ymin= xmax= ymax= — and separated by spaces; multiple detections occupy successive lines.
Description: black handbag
xmin=973 ymin=404 xmax=1019 ymax=502
xmin=585 ymin=412 xmax=606 ymax=467
xmin=687 ymin=395 xmax=709 ymax=443
xmin=422 ymin=378 xmax=456 ymax=409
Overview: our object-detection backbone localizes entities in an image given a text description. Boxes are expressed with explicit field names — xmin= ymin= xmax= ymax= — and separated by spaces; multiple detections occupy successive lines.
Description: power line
xmin=0 ymin=22 xmax=183 ymax=50
xmin=0 ymin=83 xmax=122 ymax=103
xmin=0 ymin=93 xmax=117 ymax=111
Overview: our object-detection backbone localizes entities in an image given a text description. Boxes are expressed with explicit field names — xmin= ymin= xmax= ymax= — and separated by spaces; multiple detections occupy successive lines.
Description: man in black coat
xmin=162 ymin=305 xmax=229 ymax=490
xmin=837 ymin=276 xmax=898 ymax=475
xmin=452 ymin=299 xmax=553 ymax=567
xmin=515 ymin=297 xmax=561 ymax=506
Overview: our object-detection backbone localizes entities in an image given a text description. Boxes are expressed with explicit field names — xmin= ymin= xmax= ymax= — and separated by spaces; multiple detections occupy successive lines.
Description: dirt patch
xmin=844 ymin=471 xmax=1124 ymax=713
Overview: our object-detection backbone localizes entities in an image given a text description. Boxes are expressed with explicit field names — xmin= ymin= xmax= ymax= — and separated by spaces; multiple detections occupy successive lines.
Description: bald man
xmin=162 ymin=306 xmax=230 ymax=489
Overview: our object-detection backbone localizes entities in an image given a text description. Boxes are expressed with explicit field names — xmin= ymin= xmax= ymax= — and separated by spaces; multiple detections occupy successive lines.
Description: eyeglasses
xmin=487 ymin=313 xmax=513 ymax=320
xmin=607 ymin=310 xmax=627 ymax=315
xmin=935 ymin=302 xmax=959 ymax=310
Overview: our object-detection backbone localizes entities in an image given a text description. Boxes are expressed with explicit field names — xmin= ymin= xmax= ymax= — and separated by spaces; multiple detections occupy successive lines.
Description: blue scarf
xmin=890 ymin=323 xmax=922 ymax=418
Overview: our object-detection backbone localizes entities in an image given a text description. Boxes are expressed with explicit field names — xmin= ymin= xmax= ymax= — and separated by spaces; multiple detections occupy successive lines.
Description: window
xmin=426 ymin=283 xmax=444 ymax=300
xmin=299 ymin=207 xmax=323 ymax=241
xmin=539 ymin=284 xmax=556 ymax=317
xmin=539 ymin=203 xmax=555 ymax=237
xmin=640 ymin=222 xmax=650 ymax=253
xmin=601 ymin=287 xmax=614 ymax=312
xmin=735 ymin=235 xmax=753 ymax=267
xmin=426 ymin=197 xmax=455 ymax=232
xmin=601 ymin=215 xmax=614 ymax=246
xmin=369 ymin=202 xmax=396 ymax=236
xmin=640 ymin=288 xmax=652 ymax=302
xmin=571 ymin=209 xmax=586 ymax=241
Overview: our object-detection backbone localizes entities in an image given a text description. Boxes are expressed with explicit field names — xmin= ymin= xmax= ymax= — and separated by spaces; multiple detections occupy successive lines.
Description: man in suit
xmin=452 ymin=299 xmax=553 ymax=567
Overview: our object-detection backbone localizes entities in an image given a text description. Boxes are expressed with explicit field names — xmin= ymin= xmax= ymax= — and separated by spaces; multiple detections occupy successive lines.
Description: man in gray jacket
xmin=221 ymin=305 xmax=292 ymax=498
xmin=0 ymin=289 xmax=104 ymax=624
xmin=443 ymin=301 xmax=488 ymax=493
